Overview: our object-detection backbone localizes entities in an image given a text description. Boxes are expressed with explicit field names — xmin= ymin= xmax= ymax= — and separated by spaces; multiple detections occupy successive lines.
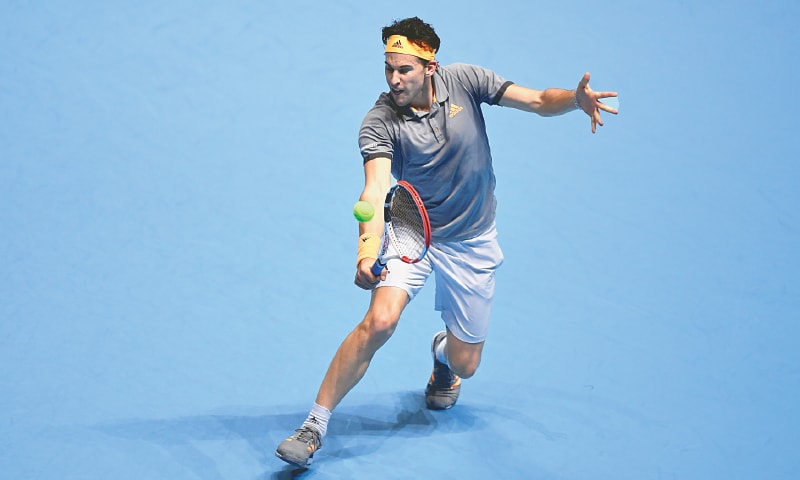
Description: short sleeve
xmin=358 ymin=98 xmax=396 ymax=163
xmin=445 ymin=63 xmax=514 ymax=105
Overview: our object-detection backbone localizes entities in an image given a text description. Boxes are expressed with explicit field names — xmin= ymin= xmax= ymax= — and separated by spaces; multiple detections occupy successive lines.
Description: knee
xmin=359 ymin=308 xmax=400 ymax=344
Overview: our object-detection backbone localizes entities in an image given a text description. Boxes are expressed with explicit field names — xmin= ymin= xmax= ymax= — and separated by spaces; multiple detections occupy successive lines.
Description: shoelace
xmin=431 ymin=361 xmax=456 ymax=387
xmin=294 ymin=427 xmax=321 ymax=446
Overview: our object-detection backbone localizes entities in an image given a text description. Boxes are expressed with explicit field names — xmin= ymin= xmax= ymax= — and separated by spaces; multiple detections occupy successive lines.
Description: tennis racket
xmin=371 ymin=180 xmax=432 ymax=276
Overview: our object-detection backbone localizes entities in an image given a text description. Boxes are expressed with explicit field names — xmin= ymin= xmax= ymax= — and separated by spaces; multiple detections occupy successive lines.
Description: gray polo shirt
xmin=359 ymin=63 xmax=513 ymax=241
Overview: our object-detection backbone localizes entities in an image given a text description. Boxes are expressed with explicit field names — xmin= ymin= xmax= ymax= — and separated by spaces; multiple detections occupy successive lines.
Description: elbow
xmin=361 ymin=183 xmax=390 ymax=205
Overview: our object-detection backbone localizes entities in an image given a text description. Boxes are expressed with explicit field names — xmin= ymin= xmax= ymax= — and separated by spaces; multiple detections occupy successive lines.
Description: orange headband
xmin=385 ymin=34 xmax=436 ymax=61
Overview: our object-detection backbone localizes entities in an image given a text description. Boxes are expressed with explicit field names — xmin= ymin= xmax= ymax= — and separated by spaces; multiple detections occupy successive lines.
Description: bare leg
xmin=315 ymin=286 xmax=409 ymax=411
xmin=443 ymin=331 xmax=484 ymax=379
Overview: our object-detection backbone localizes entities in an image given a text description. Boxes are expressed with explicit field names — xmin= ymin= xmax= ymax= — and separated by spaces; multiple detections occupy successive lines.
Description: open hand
xmin=575 ymin=72 xmax=618 ymax=133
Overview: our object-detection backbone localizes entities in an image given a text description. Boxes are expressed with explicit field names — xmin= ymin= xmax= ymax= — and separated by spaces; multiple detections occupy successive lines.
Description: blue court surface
xmin=2 ymin=1 xmax=798 ymax=479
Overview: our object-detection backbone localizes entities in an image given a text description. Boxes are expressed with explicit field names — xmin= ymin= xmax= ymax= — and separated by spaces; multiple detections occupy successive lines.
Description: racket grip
xmin=370 ymin=260 xmax=385 ymax=277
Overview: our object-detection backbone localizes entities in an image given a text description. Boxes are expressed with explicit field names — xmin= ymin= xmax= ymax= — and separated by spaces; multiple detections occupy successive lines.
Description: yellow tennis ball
xmin=353 ymin=201 xmax=375 ymax=222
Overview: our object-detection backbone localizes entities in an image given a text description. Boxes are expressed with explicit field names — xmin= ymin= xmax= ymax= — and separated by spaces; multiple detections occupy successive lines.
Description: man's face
xmin=384 ymin=52 xmax=435 ymax=108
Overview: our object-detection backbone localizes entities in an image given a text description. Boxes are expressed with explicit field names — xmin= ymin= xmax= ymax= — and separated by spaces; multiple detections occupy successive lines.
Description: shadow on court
xmin=93 ymin=391 xmax=488 ymax=479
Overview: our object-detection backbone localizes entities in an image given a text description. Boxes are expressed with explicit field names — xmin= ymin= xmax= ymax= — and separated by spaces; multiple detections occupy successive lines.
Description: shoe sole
xmin=275 ymin=451 xmax=313 ymax=468
xmin=426 ymin=400 xmax=456 ymax=410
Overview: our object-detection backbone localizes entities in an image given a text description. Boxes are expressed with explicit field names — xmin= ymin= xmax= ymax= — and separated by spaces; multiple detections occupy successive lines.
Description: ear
xmin=425 ymin=60 xmax=437 ymax=77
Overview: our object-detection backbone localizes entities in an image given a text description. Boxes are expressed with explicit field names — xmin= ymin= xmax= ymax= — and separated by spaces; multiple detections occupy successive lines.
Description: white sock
xmin=435 ymin=335 xmax=448 ymax=365
xmin=302 ymin=403 xmax=331 ymax=438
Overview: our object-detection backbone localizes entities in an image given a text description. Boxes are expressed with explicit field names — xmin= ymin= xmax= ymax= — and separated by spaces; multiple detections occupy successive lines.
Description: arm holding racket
xmin=354 ymin=157 xmax=393 ymax=290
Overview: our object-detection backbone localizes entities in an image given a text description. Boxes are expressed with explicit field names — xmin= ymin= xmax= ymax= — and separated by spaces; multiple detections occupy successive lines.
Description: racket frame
xmin=370 ymin=180 xmax=431 ymax=276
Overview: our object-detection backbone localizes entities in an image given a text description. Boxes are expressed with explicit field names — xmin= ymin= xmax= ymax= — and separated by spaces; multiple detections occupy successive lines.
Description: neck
xmin=410 ymin=78 xmax=436 ymax=112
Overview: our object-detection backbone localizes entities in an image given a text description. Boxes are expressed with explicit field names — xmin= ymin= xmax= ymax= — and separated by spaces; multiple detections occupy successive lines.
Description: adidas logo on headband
xmin=385 ymin=34 xmax=436 ymax=61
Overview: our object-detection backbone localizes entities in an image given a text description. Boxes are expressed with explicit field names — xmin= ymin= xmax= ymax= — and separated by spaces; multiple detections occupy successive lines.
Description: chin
xmin=391 ymin=94 xmax=408 ymax=106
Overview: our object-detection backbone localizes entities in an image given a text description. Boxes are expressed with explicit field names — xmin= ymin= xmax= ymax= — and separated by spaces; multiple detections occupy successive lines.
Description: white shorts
xmin=378 ymin=224 xmax=504 ymax=343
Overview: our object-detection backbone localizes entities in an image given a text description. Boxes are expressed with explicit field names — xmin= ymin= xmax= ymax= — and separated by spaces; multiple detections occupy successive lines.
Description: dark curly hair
xmin=381 ymin=17 xmax=440 ymax=55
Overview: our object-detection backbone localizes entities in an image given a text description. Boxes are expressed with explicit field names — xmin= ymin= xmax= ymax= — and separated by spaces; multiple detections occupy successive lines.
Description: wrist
xmin=356 ymin=233 xmax=381 ymax=267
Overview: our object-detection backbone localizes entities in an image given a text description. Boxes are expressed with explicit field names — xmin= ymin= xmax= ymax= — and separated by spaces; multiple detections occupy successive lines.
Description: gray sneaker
xmin=275 ymin=426 xmax=322 ymax=467
xmin=425 ymin=331 xmax=461 ymax=410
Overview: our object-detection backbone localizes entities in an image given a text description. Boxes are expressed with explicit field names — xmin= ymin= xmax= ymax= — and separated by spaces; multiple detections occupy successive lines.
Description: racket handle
xmin=370 ymin=260 xmax=385 ymax=277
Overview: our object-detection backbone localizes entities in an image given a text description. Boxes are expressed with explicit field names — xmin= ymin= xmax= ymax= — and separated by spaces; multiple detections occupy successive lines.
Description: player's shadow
xmin=94 ymin=390 xmax=484 ymax=479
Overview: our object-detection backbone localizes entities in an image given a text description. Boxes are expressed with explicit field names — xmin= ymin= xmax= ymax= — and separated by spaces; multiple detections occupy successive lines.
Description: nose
xmin=389 ymin=70 xmax=401 ymax=86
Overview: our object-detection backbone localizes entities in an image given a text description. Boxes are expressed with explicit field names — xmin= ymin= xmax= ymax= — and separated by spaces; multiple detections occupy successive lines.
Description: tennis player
xmin=276 ymin=16 xmax=617 ymax=468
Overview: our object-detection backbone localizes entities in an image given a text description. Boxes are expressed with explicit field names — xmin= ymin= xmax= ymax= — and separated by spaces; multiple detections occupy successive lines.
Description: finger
xmin=578 ymin=72 xmax=591 ymax=88
xmin=597 ymin=94 xmax=619 ymax=113
xmin=597 ymin=102 xmax=618 ymax=115
xmin=368 ymin=271 xmax=381 ymax=284
xmin=595 ymin=109 xmax=605 ymax=127
xmin=358 ymin=276 xmax=378 ymax=290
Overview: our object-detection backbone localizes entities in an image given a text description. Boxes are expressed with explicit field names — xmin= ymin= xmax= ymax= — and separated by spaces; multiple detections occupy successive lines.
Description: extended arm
xmin=499 ymin=72 xmax=617 ymax=133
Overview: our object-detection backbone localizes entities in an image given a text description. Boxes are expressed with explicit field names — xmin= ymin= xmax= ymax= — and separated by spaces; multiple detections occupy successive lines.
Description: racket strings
xmin=388 ymin=188 xmax=426 ymax=258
